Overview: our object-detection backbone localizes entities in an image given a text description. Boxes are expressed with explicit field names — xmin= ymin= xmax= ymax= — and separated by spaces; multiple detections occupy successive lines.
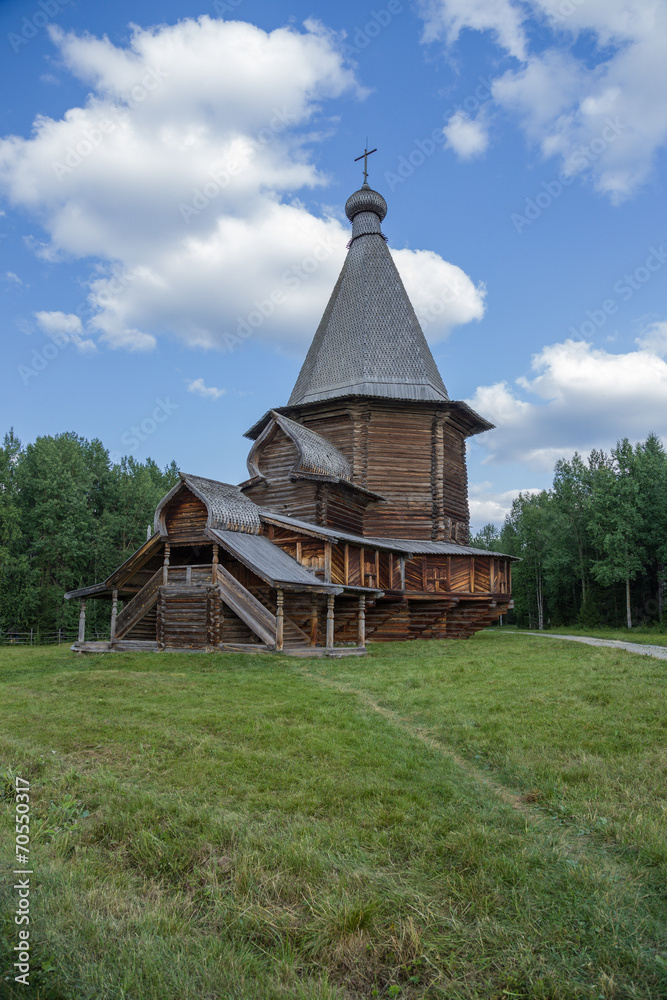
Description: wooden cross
xmin=354 ymin=145 xmax=377 ymax=184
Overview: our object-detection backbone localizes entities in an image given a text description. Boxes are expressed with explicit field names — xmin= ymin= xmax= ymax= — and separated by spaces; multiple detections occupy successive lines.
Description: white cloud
xmin=419 ymin=0 xmax=527 ymax=59
xmin=391 ymin=248 xmax=486 ymax=342
xmin=186 ymin=377 xmax=226 ymax=400
xmin=419 ymin=0 xmax=667 ymax=200
xmin=468 ymin=332 xmax=667 ymax=468
xmin=443 ymin=112 xmax=489 ymax=160
xmin=469 ymin=481 xmax=541 ymax=528
xmin=0 ymin=16 xmax=484 ymax=356
xmin=636 ymin=320 xmax=667 ymax=358
xmin=34 ymin=310 xmax=97 ymax=352
xmin=5 ymin=271 xmax=22 ymax=284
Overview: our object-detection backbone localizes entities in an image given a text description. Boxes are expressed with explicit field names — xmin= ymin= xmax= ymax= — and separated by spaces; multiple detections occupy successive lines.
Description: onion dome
xmin=345 ymin=182 xmax=387 ymax=223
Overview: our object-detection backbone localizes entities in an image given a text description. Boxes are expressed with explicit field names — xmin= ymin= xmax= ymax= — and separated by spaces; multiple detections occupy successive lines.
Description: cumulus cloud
xmin=469 ymin=482 xmax=541 ymax=528
xmin=391 ymin=248 xmax=486 ymax=341
xmin=418 ymin=0 xmax=667 ymax=200
xmin=34 ymin=310 xmax=97 ymax=351
xmin=636 ymin=320 xmax=667 ymax=357
xmin=0 ymin=15 xmax=484 ymax=356
xmin=419 ymin=0 xmax=527 ymax=59
xmin=467 ymin=332 xmax=667 ymax=468
xmin=443 ymin=112 xmax=489 ymax=160
xmin=186 ymin=377 xmax=226 ymax=400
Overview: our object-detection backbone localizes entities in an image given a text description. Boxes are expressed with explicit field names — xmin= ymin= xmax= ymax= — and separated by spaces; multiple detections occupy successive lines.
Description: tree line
xmin=472 ymin=434 xmax=667 ymax=630
xmin=2 ymin=427 xmax=664 ymax=636
xmin=0 ymin=430 xmax=179 ymax=637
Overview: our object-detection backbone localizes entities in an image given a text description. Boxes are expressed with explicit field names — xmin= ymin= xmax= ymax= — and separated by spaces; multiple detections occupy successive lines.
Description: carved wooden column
xmin=162 ymin=543 xmax=171 ymax=585
xmin=110 ymin=589 xmax=118 ymax=644
xmin=211 ymin=542 xmax=219 ymax=584
xmin=310 ymin=597 xmax=318 ymax=647
xmin=276 ymin=589 xmax=284 ymax=651
xmin=357 ymin=595 xmax=366 ymax=648
xmin=78 ymin=600 xmax=86 ymax=645
xmin=326 ymin=594 xmax=335 ymax=650
xmin=431 ymin=410 xmax=446 ymax=541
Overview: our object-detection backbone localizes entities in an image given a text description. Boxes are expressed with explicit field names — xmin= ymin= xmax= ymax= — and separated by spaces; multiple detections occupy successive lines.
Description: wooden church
xmin=67 ymin=175 xmax=515 ymax=654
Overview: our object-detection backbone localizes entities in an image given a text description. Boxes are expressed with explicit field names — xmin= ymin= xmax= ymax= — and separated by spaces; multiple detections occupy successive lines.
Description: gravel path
xmin=519 ymin=632 xmax=667 ymax=660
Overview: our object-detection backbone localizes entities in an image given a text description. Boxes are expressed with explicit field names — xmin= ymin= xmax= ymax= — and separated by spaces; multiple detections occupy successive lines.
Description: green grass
xmin=1 ymin=637 xmax=665 ymax=999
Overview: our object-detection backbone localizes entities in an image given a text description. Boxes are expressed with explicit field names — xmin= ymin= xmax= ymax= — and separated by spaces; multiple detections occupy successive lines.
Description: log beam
xmin=326 ymin=594 xmax=335 ymax=649
xmin=310 ymin=597 xmax=318 ymax=647
xmin=78 ymin=600 xmax=86 ymax=645
xmin=357 ymin=595 xmax=366 ymax=648
xmin=276 ymin=588 xmax=284 ymax=651
xmin=110 ymin=589 xmax=118 ymax=643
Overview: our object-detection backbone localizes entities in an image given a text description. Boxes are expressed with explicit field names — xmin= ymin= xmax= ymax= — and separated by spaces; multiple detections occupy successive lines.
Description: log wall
xmin=164 ymin=493 xmax=209 ymax=542
xmin=282 ymin=400 xmax=471 ymax=541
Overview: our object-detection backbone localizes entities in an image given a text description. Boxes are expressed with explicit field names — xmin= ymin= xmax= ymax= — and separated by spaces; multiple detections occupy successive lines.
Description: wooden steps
xmin=114 ymin=568 xmax=162 ymax=641
xmin=215 ymin=565 xmax=277 ymax=647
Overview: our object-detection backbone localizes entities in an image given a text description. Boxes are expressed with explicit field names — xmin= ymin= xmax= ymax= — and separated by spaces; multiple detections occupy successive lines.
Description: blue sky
xmin=1 ymin=0 xmax=666 ymax=529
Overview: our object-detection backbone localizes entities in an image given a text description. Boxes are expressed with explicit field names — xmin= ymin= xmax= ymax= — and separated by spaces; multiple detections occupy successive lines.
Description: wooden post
xmin=470 ymin=557 xmax=475 ymax=594
xmin=78 ymin=600 xmax=86 ymax=645
xmin=310 ymin=597 xmax=318 ymax=647
xmin=276 ymin=589 xmax=284 ymax=651
xmin=357 ymin=595 xmax=366 ymax=648
xmin=110 ymin=589 xmax=118 ymax=643
xmin=399 ymin=556 xmax=405 ymax=591
xmin=212 ymin=542 xmax=219 ymax=584
xmin=375 ymin=550 xmax=379 ymax=588
xmin=360 ymin=547 xmax=365 ymax=586
xmin=344 ymin=543 xmax=349 ymax=585
xmin=326 ymin=594 xmax=335 ymax=650
xmin=163 ymin=543 xmax=171 ymax=585
xmin=324 ymin=542 xmax=332 ymax=583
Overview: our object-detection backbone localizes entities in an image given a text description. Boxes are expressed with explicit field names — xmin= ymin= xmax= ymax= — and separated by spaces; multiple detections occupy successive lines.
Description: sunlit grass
xmin=1 ymin=638 xmax=665 ymax=999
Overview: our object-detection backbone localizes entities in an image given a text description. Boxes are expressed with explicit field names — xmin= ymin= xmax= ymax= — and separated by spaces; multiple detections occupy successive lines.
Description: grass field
xmin=1 ymin=635 xmax=665 ymax=999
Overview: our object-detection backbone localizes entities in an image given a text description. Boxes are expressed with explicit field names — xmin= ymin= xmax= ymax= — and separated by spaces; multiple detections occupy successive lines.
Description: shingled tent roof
xmin=288 ymin=183 xmax=449 ymax=407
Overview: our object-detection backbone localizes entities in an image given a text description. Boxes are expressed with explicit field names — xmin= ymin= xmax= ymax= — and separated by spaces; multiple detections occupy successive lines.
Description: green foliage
xmin=499 ymin=436 xmax=667 ymax=630
xmin=0 ymin=429 xmax=178 ymax=634
xmin=469 ymin=523 xmax=501 ymax=550
xmin=577 ymin=593 xmax=602 ymax=629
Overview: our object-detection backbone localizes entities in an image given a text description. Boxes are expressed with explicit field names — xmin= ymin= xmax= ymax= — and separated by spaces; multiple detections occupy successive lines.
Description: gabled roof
xmin=209 ymin=529 xmax=342 ymax=593
xmin=65 ymin=531 xmax=163 ymax=600
xmin=247 ymin=411 xmax=353 ymax=482
xmin=288 ymin=183 xmax=449 ymax=407
xmin=155 ymin=474 xmax=261 ymax=535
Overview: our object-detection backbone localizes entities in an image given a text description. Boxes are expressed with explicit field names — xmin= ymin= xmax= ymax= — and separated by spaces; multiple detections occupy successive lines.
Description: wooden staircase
xmin=215 ymin=565 xmax=278 ymax=647
xmin=114 ymin=568 xmax=162 ymax=642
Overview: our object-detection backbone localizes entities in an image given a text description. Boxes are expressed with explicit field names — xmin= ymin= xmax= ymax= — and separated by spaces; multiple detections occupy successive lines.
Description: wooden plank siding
xmin=164 ymin=493 xmax=209 ymax=543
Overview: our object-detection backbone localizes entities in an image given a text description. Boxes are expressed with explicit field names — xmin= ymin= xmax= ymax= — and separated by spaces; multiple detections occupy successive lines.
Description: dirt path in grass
xmin=295 ymin=666 xmax=537 ymax=819
xmin=292 ymin=666 xmax=657 ymax=885
xmin=519 ymin=632 xmax=667 ymax=659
